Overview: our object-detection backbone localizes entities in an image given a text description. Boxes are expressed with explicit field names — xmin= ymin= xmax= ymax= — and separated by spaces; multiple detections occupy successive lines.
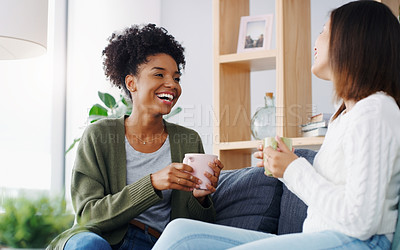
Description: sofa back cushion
xmin=277 ymin=149 xmax=317 ymax=235
xmin=213 ymin=166 xmax=282 ymax=234
xmin=277 ymin=185 xmax=308 ymax=234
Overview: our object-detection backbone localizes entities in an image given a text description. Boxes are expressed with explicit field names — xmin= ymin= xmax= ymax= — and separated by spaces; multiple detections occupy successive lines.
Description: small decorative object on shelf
xmin=308 ymin=112 xmax=333 ymax=123
xmin=237 ymin=14 xmax=273 ymax=53
xmin=300 ymin=112 xmax=332 ymax=137
xmin=302 ymin=127 xmax=328 ymax=137
xmin=251 ymin=92 xmax=276 ymax=140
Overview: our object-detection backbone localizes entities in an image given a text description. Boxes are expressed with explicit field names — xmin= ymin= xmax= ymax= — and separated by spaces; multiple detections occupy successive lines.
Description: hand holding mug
xmin=192 ymin=158 xmax=224 ymax=198
xmin=253 ymin=136 xmax=298 ymax=178
xmin=182 ymin=153 xmax=224 ymax=198
xmin=151 ymin=163 xmax=202 ymax=192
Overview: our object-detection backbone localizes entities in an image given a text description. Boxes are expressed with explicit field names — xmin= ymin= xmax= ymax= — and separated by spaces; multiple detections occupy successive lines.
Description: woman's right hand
xmin=150 ymin=163 xmax=201 ymax=192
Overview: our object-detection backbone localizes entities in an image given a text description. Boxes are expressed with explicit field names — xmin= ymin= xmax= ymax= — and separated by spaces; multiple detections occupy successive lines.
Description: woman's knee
xmin=165 ymin=218 xmax=200 ymax=232
xmin=64 ymin=232 xmax=111 ymax=250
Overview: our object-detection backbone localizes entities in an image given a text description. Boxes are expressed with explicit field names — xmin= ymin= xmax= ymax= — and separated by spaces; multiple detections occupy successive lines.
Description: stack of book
xmin=301 ymin=113 xmax=332 ymax=137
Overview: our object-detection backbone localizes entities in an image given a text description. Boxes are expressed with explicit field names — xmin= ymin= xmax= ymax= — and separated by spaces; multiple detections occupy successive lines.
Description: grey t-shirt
xmin=125 ymin=136 xmax=172 ymax=232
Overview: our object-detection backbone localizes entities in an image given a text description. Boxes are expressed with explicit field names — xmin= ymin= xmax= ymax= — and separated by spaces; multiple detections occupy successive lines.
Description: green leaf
xmin=98 ymin=91 xmax=116 ymax=109
xmin=163 ymin=106 xmax=182 ymax=120
xmin=65 ymin=138 xmax=81 ymax=155
xmin=89 ymin=104 xmax=108 ymax=116
xmin=88 ymin=116 xmax=105 ymax=123
xmin=121 ymin=96 xmax=132 ymax=114
xmin=113 ymin=105 xmax=128 ymax=118
xmin=121 ymin=95 xmax=128 ymax=106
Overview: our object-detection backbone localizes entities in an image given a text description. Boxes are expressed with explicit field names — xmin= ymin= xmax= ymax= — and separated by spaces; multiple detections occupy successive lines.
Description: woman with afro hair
xmin=48 ymin=24 xmax=224 ymax=250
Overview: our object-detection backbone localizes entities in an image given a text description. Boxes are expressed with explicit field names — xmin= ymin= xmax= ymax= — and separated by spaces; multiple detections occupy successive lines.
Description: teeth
xmin=156 ymin=93 xmax=174 ymax=101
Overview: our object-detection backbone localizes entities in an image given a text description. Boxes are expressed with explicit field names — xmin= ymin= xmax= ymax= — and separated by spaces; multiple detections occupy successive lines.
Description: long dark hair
xmin=329 ymin=0 xmax=400 ymax=119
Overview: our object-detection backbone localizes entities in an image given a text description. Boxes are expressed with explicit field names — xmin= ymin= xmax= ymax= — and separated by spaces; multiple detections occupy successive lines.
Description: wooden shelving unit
xmin=213 ymin=0 xmax=400 ymax=170
xmin=213 ymin=0 xmax=312 ymax=170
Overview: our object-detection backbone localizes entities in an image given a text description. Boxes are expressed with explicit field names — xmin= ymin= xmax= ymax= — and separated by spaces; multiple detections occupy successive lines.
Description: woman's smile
xmin=155 ymin=91 xmax=176 ymax=105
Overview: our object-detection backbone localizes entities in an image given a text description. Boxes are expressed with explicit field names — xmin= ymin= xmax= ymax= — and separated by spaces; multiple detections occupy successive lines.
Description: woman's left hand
xmin=193 ymin=159 xmax=224 ymax=199
xmin=264 ymin=136 xmax=298 ymax=178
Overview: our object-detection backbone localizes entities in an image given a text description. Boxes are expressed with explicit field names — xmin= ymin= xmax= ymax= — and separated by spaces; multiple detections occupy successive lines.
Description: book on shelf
xmin=302 ymin=127 xmax=327 ymax=137
xmin=301 ymin=120 xmax=329 ymax=132
xmin=309 ymin=113 xmax=333 ymax=123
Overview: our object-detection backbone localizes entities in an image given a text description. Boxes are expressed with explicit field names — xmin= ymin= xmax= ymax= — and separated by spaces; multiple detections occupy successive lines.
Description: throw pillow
xmin=277 ymin=148 xmax=317 ymax=235
xmin=212 ymin=166 xmax=282 ymax=234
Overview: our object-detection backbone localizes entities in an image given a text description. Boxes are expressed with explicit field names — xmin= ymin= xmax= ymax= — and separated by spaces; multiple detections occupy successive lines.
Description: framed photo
xmin=237 ymin=14 xmax=273 ymax=53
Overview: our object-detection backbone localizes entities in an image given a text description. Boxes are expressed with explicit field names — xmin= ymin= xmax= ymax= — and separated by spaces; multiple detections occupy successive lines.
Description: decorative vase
xmin=251 ymin=92 xmax=276 ymax=140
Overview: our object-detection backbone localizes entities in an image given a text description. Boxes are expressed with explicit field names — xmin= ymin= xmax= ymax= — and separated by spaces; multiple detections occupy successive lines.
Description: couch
xmin=212 ymin=149 xmax=400 ymax=250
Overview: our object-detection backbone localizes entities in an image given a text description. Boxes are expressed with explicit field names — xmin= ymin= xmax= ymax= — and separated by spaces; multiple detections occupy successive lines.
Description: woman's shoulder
xmin=352 ymin=92 xmax=399 ymax=118
xmin=349 ymin=92 xmax=400 ymax=136
xmin=81 ymin=116 xmax=125 ymax=140
xmin=86 ymin=116 xmax=124 ymax=131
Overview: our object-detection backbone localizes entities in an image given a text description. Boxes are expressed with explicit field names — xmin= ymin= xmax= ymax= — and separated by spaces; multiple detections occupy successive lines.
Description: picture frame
xmin=237 ymin=14 xmax=273 ymax=53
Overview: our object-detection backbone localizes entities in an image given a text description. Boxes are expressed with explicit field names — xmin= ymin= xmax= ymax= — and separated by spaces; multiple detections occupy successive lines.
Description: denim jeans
xmin=152 ymin=218 xmax=391 ymax=250
xmin=64 ymin=224 xmax=158 ymax=250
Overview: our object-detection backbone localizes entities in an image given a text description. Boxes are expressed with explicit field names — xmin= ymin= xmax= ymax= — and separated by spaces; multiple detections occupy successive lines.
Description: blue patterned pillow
xmin=277 ymin=149 xmax=317 ymax=234
xmin=212 ymin=166 xmax=282 ymax=234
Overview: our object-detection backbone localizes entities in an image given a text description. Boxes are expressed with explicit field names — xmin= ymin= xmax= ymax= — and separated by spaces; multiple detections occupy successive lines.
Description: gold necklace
xmin=131 ymin=127 xmax=165 ymax=145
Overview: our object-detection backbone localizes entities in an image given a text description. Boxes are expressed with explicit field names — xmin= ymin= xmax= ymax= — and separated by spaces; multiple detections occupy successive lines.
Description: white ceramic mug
xmin=183 ymin=153 xmax=217 ymax=190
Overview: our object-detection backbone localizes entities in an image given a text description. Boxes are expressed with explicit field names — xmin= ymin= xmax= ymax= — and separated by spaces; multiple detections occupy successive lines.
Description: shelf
xmin=215 ymin=137 xmax=324 ymax=153
xmin=218 ymin=50 xmax=277 ymax=71
xmin=213 ymin=0 xmax=313 ymax=170
xmin=215 ymin=140 xmax=260 ymax=151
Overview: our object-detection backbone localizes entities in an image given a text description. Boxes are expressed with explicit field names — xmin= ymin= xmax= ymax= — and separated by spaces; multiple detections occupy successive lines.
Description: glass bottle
xmin=251 ymin=92 xmax=276 ymax=140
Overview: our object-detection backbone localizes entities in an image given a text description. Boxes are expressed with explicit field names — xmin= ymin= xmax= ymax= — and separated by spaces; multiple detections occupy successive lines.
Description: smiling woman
xmin=48 ymin=24 xmax=225 ymax=250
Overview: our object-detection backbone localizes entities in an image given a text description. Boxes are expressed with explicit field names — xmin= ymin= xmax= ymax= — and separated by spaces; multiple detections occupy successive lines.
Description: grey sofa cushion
xmin=277 ymin=149 xmax=317 ymax=234
xmin=212 ymin=149 xmax=317 ymax=235
xmin=213 ymin=166 xmax=282 ymax=234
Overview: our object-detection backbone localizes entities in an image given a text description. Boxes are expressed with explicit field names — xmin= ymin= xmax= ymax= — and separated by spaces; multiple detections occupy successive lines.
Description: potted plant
xmin=66 ymin=91 xmax=182 ymax=154
xmin=0 ymin=194 xmax=74 ymax=249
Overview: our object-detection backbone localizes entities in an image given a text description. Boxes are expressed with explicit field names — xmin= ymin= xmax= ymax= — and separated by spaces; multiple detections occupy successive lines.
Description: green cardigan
xmin=48 ymin=116 xmax=215 ymax=249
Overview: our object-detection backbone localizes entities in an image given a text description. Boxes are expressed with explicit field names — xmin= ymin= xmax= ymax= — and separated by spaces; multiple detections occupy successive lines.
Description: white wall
xmin=310 ymin=0 xmax=353 ymax=114
xmin=160 ymin=0 xmax=214 ymax=153
xmin=0 ymin=57 xmax=52 ymax=190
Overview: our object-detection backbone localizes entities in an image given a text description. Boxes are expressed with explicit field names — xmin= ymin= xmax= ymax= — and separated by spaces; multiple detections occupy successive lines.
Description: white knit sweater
xmin=282 ymin=92 xmax=400 ymax=241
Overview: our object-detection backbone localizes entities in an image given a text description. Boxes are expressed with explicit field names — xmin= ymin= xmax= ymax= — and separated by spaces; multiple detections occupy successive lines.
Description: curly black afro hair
xmin=102 ymin=23 xmax=185 ymax=100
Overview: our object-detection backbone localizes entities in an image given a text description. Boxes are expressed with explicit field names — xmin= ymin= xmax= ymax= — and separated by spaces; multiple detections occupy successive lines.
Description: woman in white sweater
xmin=152 ymin=1 xmax=400 ymax=249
